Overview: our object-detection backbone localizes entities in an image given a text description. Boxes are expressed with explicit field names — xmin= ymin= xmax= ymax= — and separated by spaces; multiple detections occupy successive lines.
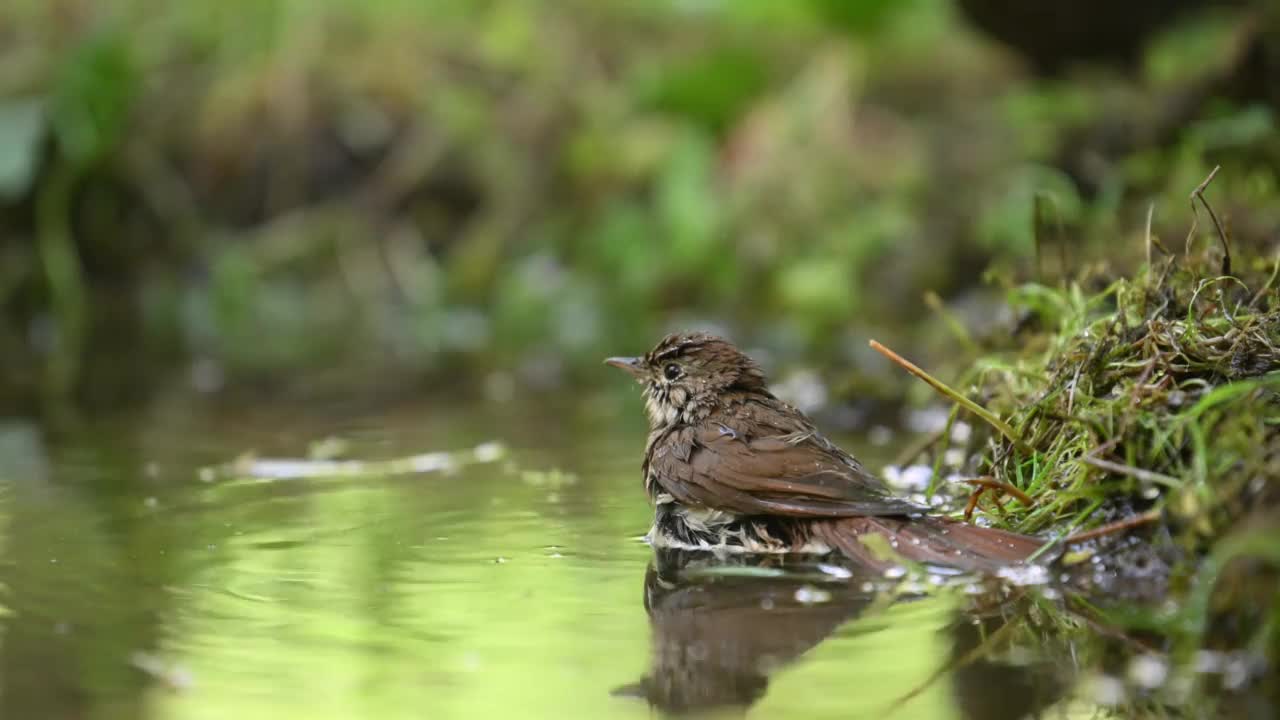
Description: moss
xmin=881 ymin=186 xmax=1280 ymax=714
xmin=961 ymin=249 xmax=1279 ymax=545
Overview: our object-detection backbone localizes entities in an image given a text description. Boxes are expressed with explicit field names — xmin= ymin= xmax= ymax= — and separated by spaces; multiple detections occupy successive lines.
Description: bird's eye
xmin=663 ymin=363 xmax=682 ymax=381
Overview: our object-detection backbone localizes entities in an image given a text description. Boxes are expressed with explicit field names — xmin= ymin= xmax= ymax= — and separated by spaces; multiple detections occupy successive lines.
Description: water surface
xmin=0 ymin=388 xmax=1181 ymax=719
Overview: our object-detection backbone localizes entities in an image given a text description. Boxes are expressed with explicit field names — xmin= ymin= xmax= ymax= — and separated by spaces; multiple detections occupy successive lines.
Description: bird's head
xmin=606 ymin=332 xmax=768 ymax=428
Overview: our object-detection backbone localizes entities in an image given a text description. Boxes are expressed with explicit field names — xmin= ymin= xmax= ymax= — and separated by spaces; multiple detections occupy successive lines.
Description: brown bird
xmin=606 ymin=332 xmax=1044 ymax=572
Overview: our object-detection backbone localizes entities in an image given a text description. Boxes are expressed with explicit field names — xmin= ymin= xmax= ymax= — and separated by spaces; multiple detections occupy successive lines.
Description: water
xmin=0 ymin=388 xmax=1260 ymax=719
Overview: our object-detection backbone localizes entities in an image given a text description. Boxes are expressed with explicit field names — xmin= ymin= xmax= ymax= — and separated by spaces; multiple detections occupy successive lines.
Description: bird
xmin=606 ymin=332 xmax=1045 ymax=572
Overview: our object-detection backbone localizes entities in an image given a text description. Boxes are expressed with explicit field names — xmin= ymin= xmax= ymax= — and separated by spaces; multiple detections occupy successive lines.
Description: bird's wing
xmin=648 ymin=399 xmax=924 ymax=518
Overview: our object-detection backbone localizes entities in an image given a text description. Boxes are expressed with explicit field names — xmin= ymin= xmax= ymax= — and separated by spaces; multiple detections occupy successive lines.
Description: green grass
xmin=893 ymin=199 xmax=1278 ymax=545
xmin=881 ymin=197 xmax=1280 ymax=714
xmin=979 ymin=257 xmax=1277 ymax=542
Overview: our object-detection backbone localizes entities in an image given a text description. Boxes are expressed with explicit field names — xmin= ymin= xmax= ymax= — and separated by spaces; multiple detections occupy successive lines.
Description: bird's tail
xmin=812 ymin=515 xmax=1046 ymax=573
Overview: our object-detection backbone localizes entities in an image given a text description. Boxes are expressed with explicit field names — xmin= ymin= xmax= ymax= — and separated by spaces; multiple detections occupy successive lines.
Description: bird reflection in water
xmin=614 ymin=548 xmax=1066 ymax=718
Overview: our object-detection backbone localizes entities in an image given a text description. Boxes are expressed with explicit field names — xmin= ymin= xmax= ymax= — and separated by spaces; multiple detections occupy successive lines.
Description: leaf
xmin=977 ymin=165 xmax=1083 ymax=255
xmin=0 ymin=98 xmax=46 ymax=200
xmin=807 ymin=0 xmax=910 ymax=35
xmin=774 ymin=257 xmax=854 ymax=317
xmin=51 ymin=32 xmax=138 ymax=167
xmin=644 ymin=45 xmax=768 ymax=133
xmin=657 ymin=131 xmax=721 ymax=270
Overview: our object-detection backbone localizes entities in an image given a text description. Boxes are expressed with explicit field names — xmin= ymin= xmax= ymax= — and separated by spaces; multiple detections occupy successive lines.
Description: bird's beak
xmin=604 ymin=356 xmax=645 ymax=378
xmin=609 ymin=681 xmax=649 ymax=700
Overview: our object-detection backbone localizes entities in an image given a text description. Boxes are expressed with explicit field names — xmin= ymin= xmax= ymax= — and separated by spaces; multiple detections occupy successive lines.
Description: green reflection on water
xmin=0 ymin=399 xmax=1016 ymax=719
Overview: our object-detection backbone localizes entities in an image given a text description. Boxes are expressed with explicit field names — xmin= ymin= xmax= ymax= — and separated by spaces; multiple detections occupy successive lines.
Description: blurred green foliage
xmin=0 ymin=0 xmax=1276 ymax=407
xmin=0 ymin=99 xmax=44 ymax=199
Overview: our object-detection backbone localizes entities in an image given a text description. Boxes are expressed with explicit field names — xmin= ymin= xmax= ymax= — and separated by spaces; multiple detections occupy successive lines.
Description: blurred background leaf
xmin=50 ymin=31 xmax=136 ymax=169
xmin=0 ymin=0 xmax=1274 ymax=412
xmin=0 ymin=99 xmax=45 ymax=200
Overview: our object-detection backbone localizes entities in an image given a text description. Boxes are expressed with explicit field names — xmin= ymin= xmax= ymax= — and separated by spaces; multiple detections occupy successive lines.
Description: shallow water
xmin=0 ymin=387 xmax=1254 ymax=719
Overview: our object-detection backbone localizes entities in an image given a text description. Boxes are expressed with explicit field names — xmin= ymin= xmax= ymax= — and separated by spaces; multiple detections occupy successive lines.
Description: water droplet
xmin=817 ymin=563 xmax=852 ymax=579
xmin=794 ymin=586 xmax=831 ymax=604
xmin=1223 ymin=657 xmax=1251 ymax=689
xmin=1194 ymin=651 xmax=1225 ymax=673
xmin=473 ymin=442 xmax=506 ymax=462
xmin=1088 ymin=674 xmax=1126 ymax=705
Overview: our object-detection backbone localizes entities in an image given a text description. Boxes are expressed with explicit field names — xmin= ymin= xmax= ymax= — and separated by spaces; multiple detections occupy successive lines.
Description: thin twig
xmin=1066 ymin=362 xmax=1082 ymax=417
xmin=962 ymin=477 xmax=1033 ymax=506
xmin=892 ymin=425 xmax=948 ymax=468
xmin=1247 ymin=254 xmax=1280 ymax=310
xmin=963 ymin=488 xmax=983 ymax=522
xmin=1034 ymin=192 xmax=1048 ymax=283
xmin=962 ymin=477 xmax=1033 ymax=522
xmin=1144 ymin=202 xmax=1155 ymax=267
xmin=870 ymin=340 xmax=1031 ymax=454
xmin=1066 ymin=597 xmax=1162 ymax=654
xmin=885 ymin=610 xmax=1025 ymax=716
xmin=1184 ymin=165 xmax=1232 ymax=276
xmin=1063 ymin=510 xmax=1161 ymax=544
xmin=923 ymin=290 xmax=979 ymax=355
xmin=1078 ymin=455 xmax=1181 ymax=487
xmin=1128 ymin=346 xmax=1160 ymax=408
